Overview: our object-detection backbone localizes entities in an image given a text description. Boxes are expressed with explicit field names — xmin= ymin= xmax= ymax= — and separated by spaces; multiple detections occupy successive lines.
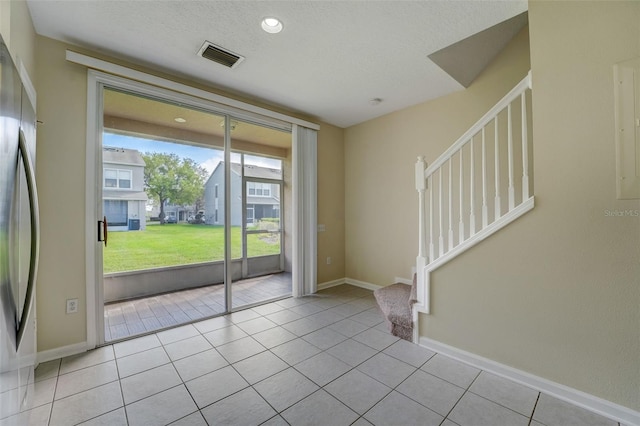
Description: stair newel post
xmin=415 ymin=156 xmax=428 ymax=313
xmin=521 ymin=91 xmax=530 ymax=200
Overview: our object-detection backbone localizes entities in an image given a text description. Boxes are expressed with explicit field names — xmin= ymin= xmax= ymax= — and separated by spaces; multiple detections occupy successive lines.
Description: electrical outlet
xmin=66 ymin=299 xmax=78 ymax=314
xmin=326 ymin=257 xmax=332 ymax=265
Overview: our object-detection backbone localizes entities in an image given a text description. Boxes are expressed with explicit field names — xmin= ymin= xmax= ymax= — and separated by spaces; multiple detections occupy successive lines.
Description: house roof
xmin=231 ymin=163 xmax=282 ymax=180
xmin=103 ymin=146 xmax=145 ymax=166
xmin=208 ymin=162 xmax=282 ymax=184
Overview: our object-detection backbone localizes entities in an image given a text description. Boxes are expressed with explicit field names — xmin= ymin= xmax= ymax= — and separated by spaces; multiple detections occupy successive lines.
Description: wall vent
xmin=198 ymin=41 xmax=245 ymax=69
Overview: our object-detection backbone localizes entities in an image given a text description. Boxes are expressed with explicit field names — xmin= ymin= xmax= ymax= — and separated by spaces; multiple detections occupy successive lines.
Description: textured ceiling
xmin=26 ymin=0 xmax=527 ymax=128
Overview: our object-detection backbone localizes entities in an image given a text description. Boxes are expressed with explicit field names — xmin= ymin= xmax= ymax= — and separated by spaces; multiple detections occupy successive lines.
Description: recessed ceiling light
xmin=174 ymin=117 xmax=187 ymax=123
xmin=261 ymin=17 xmax=283 ymax=34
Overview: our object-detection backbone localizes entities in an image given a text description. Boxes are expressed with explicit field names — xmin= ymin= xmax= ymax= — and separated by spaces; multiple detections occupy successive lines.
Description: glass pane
xmin=101 ymin=87 xmax=227 ymax=342
xmin=230 ymin=120 xmax=291 ymax=309
xmin=118 ymin=170 xmax=131 ymax=188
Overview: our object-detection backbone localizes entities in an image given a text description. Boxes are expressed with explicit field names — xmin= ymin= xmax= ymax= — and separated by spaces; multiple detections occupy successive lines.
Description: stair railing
xmin=414 ymin=71 xmax=534 ymax=334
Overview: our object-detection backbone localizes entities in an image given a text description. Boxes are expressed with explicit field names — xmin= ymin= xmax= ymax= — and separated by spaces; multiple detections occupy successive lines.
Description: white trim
xmin=318 ymin=277 xmax=390 ymax=292
xmin=66 ymin=50 xmax=320 ymax=131
xmin=393 ymin=276 xmax=412 ymax=285
xmin=86 ymin=69 xmax=311 ymax=343
xmin=37 ymin=342 xmax=88 ymax=364
xmin=419 ymin=337 xmax=640 ymax=426
xmin=85 ymin=72 xmax=103 ymax=349
xmin=317 ymin=278 xmax=347 ymax=291
xmin=344 ymin=278 xmax=383 ymax=292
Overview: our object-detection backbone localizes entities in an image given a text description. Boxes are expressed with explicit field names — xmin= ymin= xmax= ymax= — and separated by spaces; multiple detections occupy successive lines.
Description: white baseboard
xmin=394 ymin=276 xmax=412 ymax=285
xmin=37 ymin=341 xmax=89 ymax=364
xmin=419 ymin=337 xmax=640 ymax=426
xmin=317 ymin=278 xmax=347 ymax=291
xmin=344 ymin=278 xmax=383 ymax=291
xmin=318 ymin=277 xmax=395 ymax=292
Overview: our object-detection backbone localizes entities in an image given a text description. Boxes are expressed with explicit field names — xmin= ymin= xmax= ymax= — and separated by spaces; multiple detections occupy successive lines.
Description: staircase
xmin=413 ymin=71 xmax=534 ymax=339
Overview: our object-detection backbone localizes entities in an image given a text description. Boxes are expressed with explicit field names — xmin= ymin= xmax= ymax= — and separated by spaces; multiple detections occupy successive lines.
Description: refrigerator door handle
xmin=16 ymin=129 xmax=39 ymax=350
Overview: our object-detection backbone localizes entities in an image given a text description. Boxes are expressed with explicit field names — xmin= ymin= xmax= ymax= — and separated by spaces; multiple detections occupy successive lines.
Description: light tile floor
xmin=4 ymin=284 xmax=623 ymax=426
xmin=104 ymin=272 xmax=292 ymax=341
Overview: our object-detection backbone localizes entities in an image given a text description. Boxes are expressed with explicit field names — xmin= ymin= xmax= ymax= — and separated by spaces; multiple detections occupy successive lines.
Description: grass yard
xmin=104 ymin=223 xmax=280 ymax=273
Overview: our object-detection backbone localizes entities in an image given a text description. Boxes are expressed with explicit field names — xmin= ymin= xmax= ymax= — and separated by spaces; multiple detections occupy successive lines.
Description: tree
xmin=142 ymin=152 xmax=208 ymax=224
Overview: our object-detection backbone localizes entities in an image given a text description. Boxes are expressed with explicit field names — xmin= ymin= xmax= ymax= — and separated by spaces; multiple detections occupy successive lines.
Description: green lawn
xmin=104 ymin=223 xmax=280 ymax=274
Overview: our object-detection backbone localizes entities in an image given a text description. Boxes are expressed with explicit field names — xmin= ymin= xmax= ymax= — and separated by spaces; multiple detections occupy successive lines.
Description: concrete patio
xmin=104 ymin=272 xmax=292 ymax=341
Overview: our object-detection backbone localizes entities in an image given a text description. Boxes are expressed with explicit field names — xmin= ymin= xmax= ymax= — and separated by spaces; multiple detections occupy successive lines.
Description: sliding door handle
xmin=97 ymin=216 xmax=108 ymax=247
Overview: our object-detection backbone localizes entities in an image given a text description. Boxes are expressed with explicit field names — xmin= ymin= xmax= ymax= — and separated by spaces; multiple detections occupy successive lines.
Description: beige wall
xmin=346 ymin=2 xmax=639 ymax=411
xmin=345 ymin=2 xmax=640 ymax=410
xmin=35 ymin=36 xmax=90 ymax=350
xmin=345 ymin=27 xmax=531 ymax=285
xmin=33 ymin=35 xmax=345 ymax=351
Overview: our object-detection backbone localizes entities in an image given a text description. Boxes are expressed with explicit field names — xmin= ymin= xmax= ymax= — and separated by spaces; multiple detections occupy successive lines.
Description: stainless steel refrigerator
xmin=0 ymin=34 xmax=39 ymax=421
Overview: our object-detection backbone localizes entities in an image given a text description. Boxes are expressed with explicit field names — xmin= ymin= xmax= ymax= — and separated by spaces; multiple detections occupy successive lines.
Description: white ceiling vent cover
xmin=198 ymin=41 xmax=245 ymax=69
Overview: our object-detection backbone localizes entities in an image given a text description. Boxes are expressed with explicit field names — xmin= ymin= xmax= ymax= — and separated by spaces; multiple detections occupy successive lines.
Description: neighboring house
xmin=102 ymin=146 xmax=148 ymax=231
xmin=147 ymin=202 xmax=198 ymax=223
xmin=203 ymin=162 xmax=281 ymax=226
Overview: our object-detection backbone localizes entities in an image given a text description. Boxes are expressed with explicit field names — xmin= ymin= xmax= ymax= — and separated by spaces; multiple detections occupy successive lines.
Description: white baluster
xmin=415 ymin=156 xmax=426 ymax=262
xmin=438 ymin=168 xmax=444 ymax=257
xmin=507 ymin=103 xmax=515 ymax=210
xmin=469 ymin=139 xmax=476 ymax=236
xmin=448 ymin=158 xmax=454 ymax=251
xmin=429 ymin=175 xmax=435 ymax=262
xmin=494 ymin=116 xmax=501 ymax=219
xmin=481 ymin=127 xmax=488 ymax=228
xmin=521 ymin=92 xmax=530 ymax=200
xmin=459 ymin=149 xmax=464 ymax=243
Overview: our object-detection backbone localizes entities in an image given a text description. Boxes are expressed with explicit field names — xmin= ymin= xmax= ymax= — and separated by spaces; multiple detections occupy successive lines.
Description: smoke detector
xmin=198 ymin=41 xmax=245 ymax=69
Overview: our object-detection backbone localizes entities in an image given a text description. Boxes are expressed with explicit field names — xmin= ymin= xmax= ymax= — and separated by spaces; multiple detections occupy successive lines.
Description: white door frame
xmin=84 ymin=70 xmax=318 ymax=348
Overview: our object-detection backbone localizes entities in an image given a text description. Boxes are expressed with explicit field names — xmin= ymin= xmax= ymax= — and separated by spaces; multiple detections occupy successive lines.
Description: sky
xmin=103 ymin=132 xmax=281 ymax=176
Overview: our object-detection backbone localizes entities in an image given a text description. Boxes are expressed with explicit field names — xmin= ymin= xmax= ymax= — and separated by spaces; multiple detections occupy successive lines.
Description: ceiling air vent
xmin=198 ymin=41 xmax=245 ymax=69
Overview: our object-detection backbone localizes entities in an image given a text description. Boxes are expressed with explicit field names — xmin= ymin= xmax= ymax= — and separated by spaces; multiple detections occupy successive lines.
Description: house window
xmin=215 ymin=184 xmax=218 ymax=198
xmin=104 ymin=168 xmax=132 ymax=189
xmin=247 ymin=182 xmax=271 ymax=197
xmin=215 ymin=209 xmax=218 ymax=223
xmin=104 ymin=200 xmax=128 ymax=226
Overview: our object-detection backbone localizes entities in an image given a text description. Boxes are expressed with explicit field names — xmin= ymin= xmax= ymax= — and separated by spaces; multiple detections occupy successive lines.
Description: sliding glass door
xmin=93 ymin=82 xmax=294 ymax=343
